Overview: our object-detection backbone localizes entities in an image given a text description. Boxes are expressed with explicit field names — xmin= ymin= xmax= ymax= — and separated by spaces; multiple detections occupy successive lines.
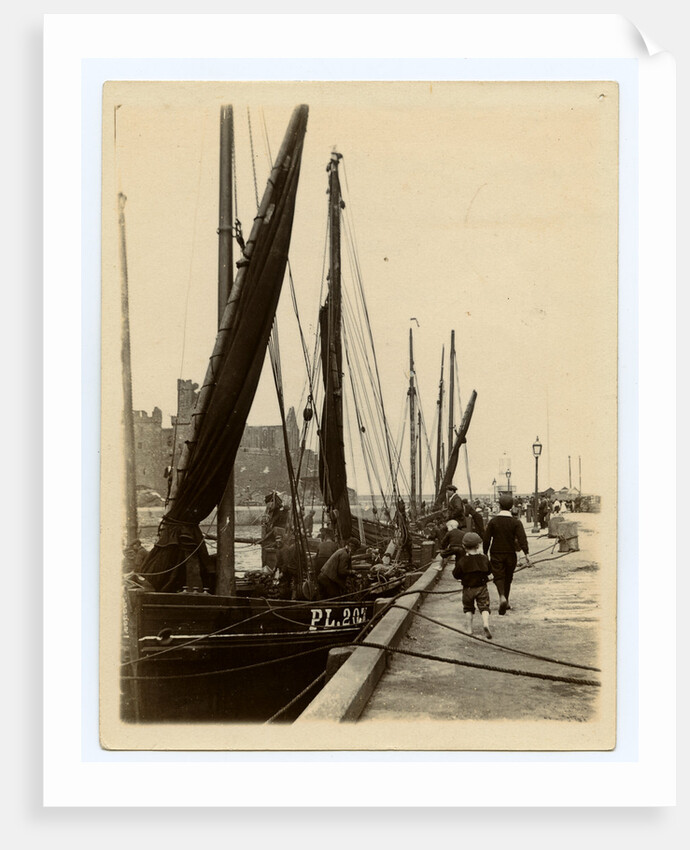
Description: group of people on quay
xmin=421 ymin=483 xmax=586 ymax=640
xmin=259 ymin=484 xmax=583 ymax=606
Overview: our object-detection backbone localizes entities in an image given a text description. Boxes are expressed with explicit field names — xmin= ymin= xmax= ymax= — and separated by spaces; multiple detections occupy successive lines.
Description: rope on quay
xmin=355 ymin=641 xmax=601 ymax=687
xmin=391 ymin=604 xmax=601 ymax=672
xmin=264 ymin=670 xmax=328 ymax=724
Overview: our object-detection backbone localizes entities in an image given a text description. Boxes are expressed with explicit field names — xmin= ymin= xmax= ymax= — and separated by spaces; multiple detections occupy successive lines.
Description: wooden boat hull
xmin=123 ymin=590 xmax=375 ymax=722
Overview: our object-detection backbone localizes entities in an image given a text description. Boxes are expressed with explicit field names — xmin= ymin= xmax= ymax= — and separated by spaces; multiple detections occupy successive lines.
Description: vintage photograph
xmin=100 ymin=81 xmax=618 ymax=751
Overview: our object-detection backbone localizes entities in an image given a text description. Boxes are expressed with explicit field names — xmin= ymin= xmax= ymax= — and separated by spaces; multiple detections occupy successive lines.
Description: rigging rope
xmin=246 ymin=107 xmax=260 ymax=210
xmin=165 ymin=113 xmax=209 ymax=506
xmin=340 ymin=189 xmax=399 ymax=502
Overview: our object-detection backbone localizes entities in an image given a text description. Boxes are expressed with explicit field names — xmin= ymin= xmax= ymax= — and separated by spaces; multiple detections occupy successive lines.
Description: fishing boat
xmin=121 ymin=105 xmax=426 ymax=724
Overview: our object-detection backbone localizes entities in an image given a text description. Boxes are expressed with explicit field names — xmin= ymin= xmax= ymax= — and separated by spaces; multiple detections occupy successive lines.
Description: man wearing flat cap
xmin=445 ymin=484 xmax=465 ymax=524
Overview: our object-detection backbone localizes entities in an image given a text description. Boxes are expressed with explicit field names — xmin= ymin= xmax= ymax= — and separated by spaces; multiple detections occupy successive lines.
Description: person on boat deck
xmin=438 ymin=519 xmax=466 ymax=570
xmin=314 ymin=528 xmax=338 ymax=575
xmin=445 ymin=485 xmax=466 ymax=524
xmin=275 ymin=535 xmax=299 ymax=600
xmin=483 ymin=493 xmax=531 ymax=615
xmin=317 ymin=540 xmax=355 ymax=599
xmin=452 ymin=531 xmax=493 ymax=639
xmin=264 ymin=492 xmax=289 ymax=532
xmin=303 ymin=509 xmax=315 ymax=537
xmin=123 ymin=539 xmax=149 ymax=573
xmin=462 ymin=498 xmax=485 ymax=537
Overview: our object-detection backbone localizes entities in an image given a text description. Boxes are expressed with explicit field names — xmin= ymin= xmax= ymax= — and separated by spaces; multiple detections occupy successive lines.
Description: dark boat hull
xmin=123 ymin=590 xmax=375 ymax=722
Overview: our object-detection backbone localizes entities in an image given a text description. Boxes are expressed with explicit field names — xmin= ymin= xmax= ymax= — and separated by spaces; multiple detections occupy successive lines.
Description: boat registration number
xmin=309 ymin=606 xmax=367 ymax=630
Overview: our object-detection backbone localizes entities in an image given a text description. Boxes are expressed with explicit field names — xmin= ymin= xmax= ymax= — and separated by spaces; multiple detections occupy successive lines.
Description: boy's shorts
xmin=462 ymin=584 xmax=490 ymax=613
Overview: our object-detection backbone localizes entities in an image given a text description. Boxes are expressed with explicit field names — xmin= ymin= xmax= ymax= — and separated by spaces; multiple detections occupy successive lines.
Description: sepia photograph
xmin=100 ymin=80 xmax=618 ymax=752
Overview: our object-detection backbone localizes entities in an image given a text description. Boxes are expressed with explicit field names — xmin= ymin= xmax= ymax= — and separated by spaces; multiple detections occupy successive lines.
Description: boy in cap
xmin=437 ymin=519 xmax=466 ymax=570
xmin=483 ymin=493 xmax=531 ymax=615
xmin=452 ymin=531 xmax=492 ymax=639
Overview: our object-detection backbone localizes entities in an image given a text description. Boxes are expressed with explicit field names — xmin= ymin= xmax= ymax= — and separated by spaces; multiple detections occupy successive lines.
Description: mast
xmin=117 ymin=192 xmax=138 ymax=548
xmin=435 ymin=345 xmax=445 ymax=496
xmin=216 ymin=105 xmax=235 ymax=596
xmin=448 ymin=330 xmax=455 ymax=455
xmin=418 ymin=409 xmax=423 ymax=512
xmin=318 ymin=151 xmax=352 ymax=541
xmin=433 ymin=390 xmax=478 ymax=510
xmin=408 ymin=328 xmax=417 ymax=520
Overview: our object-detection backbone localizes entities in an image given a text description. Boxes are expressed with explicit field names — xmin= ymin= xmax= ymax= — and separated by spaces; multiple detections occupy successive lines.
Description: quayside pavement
xmin=297 ymin=512 xmax=608 ymax=725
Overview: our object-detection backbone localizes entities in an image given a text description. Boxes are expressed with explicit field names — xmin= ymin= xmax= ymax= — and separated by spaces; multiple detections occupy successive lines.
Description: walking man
xmin=483 ymin=493 xmax=531 ymax=615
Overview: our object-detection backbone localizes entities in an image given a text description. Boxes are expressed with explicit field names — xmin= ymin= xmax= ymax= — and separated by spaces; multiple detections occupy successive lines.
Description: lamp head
xmin=532 ymin=437 xmax=543 ymax=457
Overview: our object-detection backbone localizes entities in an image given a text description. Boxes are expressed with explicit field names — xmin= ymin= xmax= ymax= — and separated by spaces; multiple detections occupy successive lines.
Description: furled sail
xmin=139 ymin=105 xmax=309 ymax=591
xmin=318 ymin=152 xmax=352 ymax=542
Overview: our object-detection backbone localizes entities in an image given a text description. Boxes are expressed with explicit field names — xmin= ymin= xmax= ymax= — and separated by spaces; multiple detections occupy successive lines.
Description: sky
xmin=103 ymin=80 xmax=618 ymax=499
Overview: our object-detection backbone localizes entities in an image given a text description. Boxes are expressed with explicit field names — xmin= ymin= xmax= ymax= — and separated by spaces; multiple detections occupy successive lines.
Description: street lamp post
xmin=506 ymin=469 xmax=512 ymax=496
xmin=532 ymin=436 xmax=542 ymax=533
xmin=492 ymin=478 xmax=497 ymax=502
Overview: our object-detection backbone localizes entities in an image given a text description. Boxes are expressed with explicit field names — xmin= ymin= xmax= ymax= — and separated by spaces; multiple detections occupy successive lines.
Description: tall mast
xmin=328 ymin=153 xmax=343 ymax=389
xmin=216 ymin=105 xmax=235 ymax=596
xmin=319 ymin=151 xmax=352 ymax=541
xmin=117 ymin=192 xmax=138 ymax=548
xmin=418 ymin=409 xmax=423 ymax=511
xmin=408 ymin=328 xmax=417 ymax=520
xmin=435 ymin=345 xmax=445 ymax=497
xmin=448 ymin=329 xmax=455 ymax=459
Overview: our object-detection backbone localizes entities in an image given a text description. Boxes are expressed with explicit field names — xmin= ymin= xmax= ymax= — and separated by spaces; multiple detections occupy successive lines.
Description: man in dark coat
xmin=462 ymin=498 xmax=485 ymax=537
xmin=483 ymin=494 xmax=531 ymax=615
xmin=317 ymin=541 xmax=354 ymax=599
xmin=275 ymin=535 xmax=299 ymax=600
xmin=446 ymin=485 xmax=465 ymax=523
xmin=314 ymin=528 xmax=338 ymax=574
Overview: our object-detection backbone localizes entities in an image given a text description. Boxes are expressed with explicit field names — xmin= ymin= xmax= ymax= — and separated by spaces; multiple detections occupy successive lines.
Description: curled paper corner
xmin=621 ymin=15 xmax=666 ymax=58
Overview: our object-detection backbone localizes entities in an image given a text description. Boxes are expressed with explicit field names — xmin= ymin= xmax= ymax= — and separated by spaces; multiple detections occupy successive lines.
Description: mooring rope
xmin=122 ymin=637 xmax=599 ymax=687
xmin=391 ymin=604 xmax=601 ymax=672
xmin=355 ymin=641 xmax=600 ymax=687
xmin=264 ymin=670 xmax=328 ymax=724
